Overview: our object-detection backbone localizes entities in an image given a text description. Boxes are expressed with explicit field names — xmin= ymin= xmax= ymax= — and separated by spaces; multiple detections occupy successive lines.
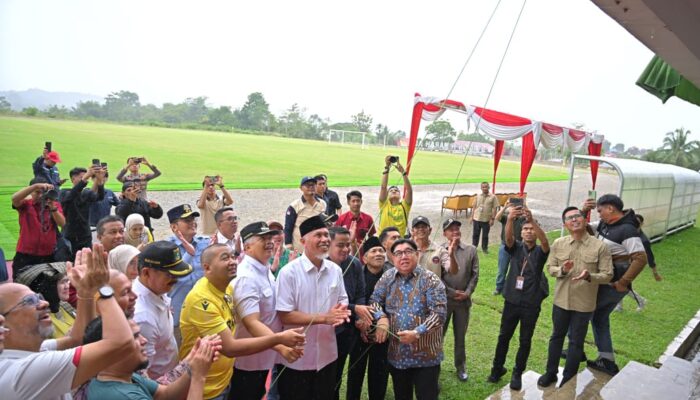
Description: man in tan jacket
xmin=470 ymin=182 xmax=498 ymax=254
xmin=538 ymin=206 xmax=613 ymax=388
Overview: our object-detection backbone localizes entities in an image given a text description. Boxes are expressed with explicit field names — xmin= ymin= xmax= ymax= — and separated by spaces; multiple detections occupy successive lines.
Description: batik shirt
xmin=370 ymin=266 xmax=447 ymax=369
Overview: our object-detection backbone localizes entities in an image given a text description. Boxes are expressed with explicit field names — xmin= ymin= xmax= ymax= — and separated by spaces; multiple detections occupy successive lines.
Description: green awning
xmin=636 ymin=55 xmax=700 ymax=107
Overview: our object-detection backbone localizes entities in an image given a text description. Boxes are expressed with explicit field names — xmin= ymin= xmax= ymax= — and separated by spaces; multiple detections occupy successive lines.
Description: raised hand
xmin=324 ymin=303 xmax=351 ymax=327
xmin=571 ymin=269 xmax=590 ymax=282
xmin=67 ymin=244 xmax=110 ymax=297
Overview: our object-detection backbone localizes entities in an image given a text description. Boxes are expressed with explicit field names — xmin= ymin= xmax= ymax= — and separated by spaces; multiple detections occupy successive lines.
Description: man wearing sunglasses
xmin=538 ymin=207 xmax=613 ymax=388
xmin=0 ymin=244 xmax=132 ymax=400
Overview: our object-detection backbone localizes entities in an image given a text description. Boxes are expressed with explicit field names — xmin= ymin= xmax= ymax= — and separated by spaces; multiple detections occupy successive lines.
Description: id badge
xmin=515 ymin=276 xmax=525 ymax=290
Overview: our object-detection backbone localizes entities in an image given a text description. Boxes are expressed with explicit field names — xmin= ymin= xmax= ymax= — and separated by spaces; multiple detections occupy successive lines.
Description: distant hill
xmin=0 ymin=88 xmax=103 ymax=111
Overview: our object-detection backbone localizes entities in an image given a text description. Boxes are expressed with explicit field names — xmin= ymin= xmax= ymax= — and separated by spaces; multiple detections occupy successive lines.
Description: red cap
xmin=46 ymin=151 xmax=62 ymax=163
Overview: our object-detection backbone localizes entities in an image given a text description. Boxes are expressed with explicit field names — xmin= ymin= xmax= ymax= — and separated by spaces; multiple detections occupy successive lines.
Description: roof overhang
xmin=591 ymin=0 xmax=700 ymax=88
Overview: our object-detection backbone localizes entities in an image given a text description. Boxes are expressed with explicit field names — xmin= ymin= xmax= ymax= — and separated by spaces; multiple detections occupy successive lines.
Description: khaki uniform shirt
xmin=418 ymin=241 xmax=449 ymax=278
xmin=548 ymin=233 xmax=613 ymax=312
xmin=473 ymin=193 xmax=498 ymax=222
xmin=199 ymin=196 xmax=225 ymax=236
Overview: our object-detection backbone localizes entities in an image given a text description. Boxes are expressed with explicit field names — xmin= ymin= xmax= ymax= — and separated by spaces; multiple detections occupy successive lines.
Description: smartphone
xmin=509 ymin=197 xmax=523 ymax=207
xmin=92 ymin=158 xmax=100 ymax=166
xmin=45 ymin=141 xmax=52 ymax=152
xmin=588 ymin=190 xmax=597 ymax=200
xmin=101 ymin=162 xmax=107 ymax=168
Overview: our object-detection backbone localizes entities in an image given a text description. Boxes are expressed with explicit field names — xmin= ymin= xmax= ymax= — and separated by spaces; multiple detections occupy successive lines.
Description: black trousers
xmin=278 ymin=360 xmax=337 ymax=400
xmin=546 ymin=305 xmax=592 ymax=381
xmin=228 ymin=367 xmax=268 ymax=400
xmin=346 ymin=339 xmax=389 ymax=400
xmin=334 ymin=328 xmax=359 ymax=400
xmin=492 ymin=301 xmax=541 ymax=373
xmin=472 ymin=220 xmax=491 ymax=250
xmin=67 ymin=235 xmax=92 ymax=260
xmin=389 ymin=364 xmax=440 ymax=400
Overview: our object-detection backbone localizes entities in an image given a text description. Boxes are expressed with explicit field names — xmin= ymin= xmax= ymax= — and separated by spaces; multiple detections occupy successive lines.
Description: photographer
xmin=116 ymin=156 xmax=161 ymax=199
xmin=196 ymin=175 xmax=233 ymax=236
xmin=59 ymin=165 xmax=106 ymax=259
xmin=11 ymin=178 xmax=65 ymax=277
xmin=32 ymin=145 xmax=65 ymax=189
xmin=378 ymin=155 xmax=413 ymax=237
xmin=115 ymin=181 xmax=163 ymax=233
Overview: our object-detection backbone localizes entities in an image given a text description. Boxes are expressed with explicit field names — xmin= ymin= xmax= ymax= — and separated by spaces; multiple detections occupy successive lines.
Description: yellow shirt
xmin=378 ymin=199 xmax=412 ymax=236
xmin=50 ymin=303 xmax=76 ymax=339
xmin=179 ymin=278 xmax=235 ymax=399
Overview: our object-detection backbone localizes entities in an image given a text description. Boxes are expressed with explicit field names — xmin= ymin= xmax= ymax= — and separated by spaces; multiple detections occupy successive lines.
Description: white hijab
xmin=108 ymin=244 xmax=141 ymax=275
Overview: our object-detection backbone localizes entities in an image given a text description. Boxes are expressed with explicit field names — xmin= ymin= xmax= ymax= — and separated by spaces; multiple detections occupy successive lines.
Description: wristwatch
xmin=98 ymin=285 xmax=114 ymax=299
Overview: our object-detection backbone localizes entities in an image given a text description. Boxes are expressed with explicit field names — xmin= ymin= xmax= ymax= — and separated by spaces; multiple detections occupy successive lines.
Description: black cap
xmin=442 ymin=218 xmax=462 ymax=230
xmin=300 ymin=215 xmax=327 ymax=237
xmin=241 ymin=221 xmax=281 ymax=242
xmin=361 ymin=236 xmax=383 ymax=255
xmin=167 ymin=204 xmax=200 ymax=224
xmin=411 ymin=216 xmax=430 ymax=228
xmin=300 ymin=176 xmax=317 ymax=185
xmin=139 ymin=241 xmax=193 ymax=277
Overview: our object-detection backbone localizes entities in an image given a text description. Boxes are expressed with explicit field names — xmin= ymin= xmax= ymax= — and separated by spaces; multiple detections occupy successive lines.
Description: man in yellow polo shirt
xmin=179 ymin=244 xmax=306 ymax=400
xmin=378 ymin=155 xmax=413 ymax=236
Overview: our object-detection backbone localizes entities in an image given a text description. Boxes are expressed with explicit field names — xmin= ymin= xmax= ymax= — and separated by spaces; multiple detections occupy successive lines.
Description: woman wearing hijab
xmin=124 ymin=213 xmax=153 ymax=249
xmin=108 ymin=244 xmax=141 ymax=280
xmin=15 ymin=262 xmax=76 ymax=338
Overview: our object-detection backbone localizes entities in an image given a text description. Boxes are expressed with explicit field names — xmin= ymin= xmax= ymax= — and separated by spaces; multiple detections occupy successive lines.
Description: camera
xmin=101 ymin=162 xmax=109 ymax=178
xmin=388 ymin=156 xmax=399 ymax=163
xmin=45 ymin=141 xmax=52 ymax=152
xmin=133 ymin=157 xmax=143 ymax=163
xmin=42 ymin=188 xmax=59 ymax=201
xmin=92 ymin=158 xmax=100 ymax=166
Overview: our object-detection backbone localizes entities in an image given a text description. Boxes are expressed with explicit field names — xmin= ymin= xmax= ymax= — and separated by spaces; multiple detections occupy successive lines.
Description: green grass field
xmin=0 ymin=116 xmax=567 ymax=252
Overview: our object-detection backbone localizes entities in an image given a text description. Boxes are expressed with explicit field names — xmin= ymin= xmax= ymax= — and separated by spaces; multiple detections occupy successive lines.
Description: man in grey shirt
xmin=440 ymin=218 xmax=479 ymax=382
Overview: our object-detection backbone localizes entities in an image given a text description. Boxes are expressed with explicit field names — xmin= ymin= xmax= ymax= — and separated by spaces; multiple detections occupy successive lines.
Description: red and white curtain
xmin=407 ymin=94 xmax=604 ymax=194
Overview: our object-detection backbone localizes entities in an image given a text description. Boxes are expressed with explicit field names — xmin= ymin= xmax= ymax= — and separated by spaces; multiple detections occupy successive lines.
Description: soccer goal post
xmin=327 ymin=129 xmax=369 ymax=149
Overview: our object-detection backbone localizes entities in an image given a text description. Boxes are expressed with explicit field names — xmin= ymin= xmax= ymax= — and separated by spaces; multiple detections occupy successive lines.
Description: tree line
xmin=0 ymin=91 xmax=409 ymax=145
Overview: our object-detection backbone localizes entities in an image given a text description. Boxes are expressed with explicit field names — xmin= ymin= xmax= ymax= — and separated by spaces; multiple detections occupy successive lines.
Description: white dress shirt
xmin=232 ymin=255 xmax=282 ymax=371
xmin=276 ymin=253 xmax=349 ymax=371
xmin=133 ymin=278 xmax=179 ymax=378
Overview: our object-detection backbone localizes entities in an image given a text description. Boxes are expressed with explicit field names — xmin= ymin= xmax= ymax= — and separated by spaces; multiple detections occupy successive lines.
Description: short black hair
xmin=83 ymin=317 xmax=103 ymax=344
xmin=214 ymin=207 xmax=234 ymax=224
xmin=329 ymin=226 xmax=350 ymax=240
xmin=379 ymin=226 xmax=400 ymax=244
xmin=346 ymin=190 xmax=362 ymax=201
xmin=29 ymin=176 xmax=49 ymax=185
xmin=69 ymin=167 xmax=87 ymax=178
xmin=636 ymin=214 xmax=644 ymax=223
xmin=314 ymin=174 xmax=327 ymax=181
xmin=597 ymin=194 xmax=623 ymax=211
xmin=561 ymin=206 xmax=581 ymax=223
xmin=121 ymin=181 xmax=135 ymax=193
xmin=390 ymin=238 xmax=418 ymax=254
xmin=97 ymin=215 xmax=124 ymax=235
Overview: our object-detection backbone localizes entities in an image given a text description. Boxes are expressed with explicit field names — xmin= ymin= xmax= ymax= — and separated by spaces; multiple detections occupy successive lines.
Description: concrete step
xmin=600 ymin=357 xmax=699 ymax=400
xmin=485 ymin=367 xmax=612 ymax=400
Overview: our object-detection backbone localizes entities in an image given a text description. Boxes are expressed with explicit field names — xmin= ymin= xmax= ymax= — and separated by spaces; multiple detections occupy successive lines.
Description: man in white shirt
xmin=276 ymin=215 xmax=352 ymax=400
xmin=0 ymin=244 xmax=132 ymax=400
xmin=133 ymin=240 xmax=193 ymax=379
xmin=212 ymin=207 xmax=244 ymax=261
xmin=231 ymin=221 xmax=304 ymax=399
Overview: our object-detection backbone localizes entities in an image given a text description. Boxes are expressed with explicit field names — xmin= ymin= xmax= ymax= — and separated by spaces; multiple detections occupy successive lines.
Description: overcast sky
xmin=2 ymin=0 xmax=699 ymax=149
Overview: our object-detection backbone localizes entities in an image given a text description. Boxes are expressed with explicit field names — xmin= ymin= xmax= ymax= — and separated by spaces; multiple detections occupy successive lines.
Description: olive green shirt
xmin=472 ymin=193 xmax=498 ymax=222
xmin=548 ymin=233 xmax=613 ymax=312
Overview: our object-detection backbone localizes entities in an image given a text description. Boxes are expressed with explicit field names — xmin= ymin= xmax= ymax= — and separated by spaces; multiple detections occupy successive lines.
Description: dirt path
xmin=147 ymin=170 xmax=619 ymax=245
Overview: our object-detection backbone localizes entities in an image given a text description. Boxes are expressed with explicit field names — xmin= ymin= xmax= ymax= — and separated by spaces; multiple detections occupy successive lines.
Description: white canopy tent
xmin=565 ymin=155 xmax=700 ymax=241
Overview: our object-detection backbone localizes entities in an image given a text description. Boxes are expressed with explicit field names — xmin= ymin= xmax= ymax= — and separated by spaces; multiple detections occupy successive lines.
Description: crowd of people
xmin=0 ymin=146 xmax=661 ymax=400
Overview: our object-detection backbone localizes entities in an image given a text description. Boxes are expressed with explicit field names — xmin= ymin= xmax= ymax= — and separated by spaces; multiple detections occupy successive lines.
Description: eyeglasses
xmin=392 ymin=248 xmax=417 ymax=258
xmin=224 ymin=216 xmax=238 ymax=222
xmin=0 ymin=293 xmax=45 ymax=316
xmin=564 ymin=213 xmax=583 ymax=222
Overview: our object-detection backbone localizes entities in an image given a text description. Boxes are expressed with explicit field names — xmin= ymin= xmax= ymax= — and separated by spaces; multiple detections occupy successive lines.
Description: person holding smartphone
xmin=197 ymin=175 xmax=234 ymax=236
xmin=116 ymin=156 xmax=161 ymax=200
xmin=32 ymin=142 xmax=65 ymax=189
